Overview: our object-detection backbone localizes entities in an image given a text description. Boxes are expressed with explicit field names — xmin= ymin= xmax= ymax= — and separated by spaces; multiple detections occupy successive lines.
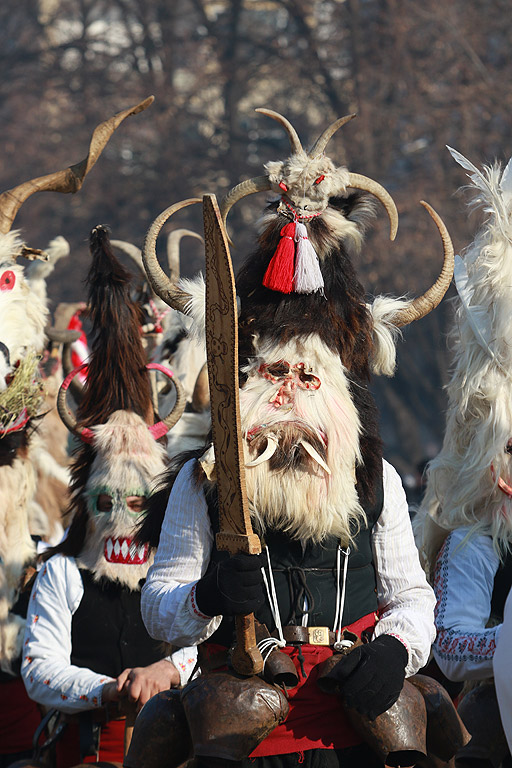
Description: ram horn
xmin=219 ymin=176 xmax=271 ymax=230
xmin=308 ymin=114 xmax=357 ymax=158
xmin=347 ymin=173 xmax=398 ymax=241
xmin=391 ymin=202 xmax=454 ymax=328
xmin=255 ymin=108 xmax=304 ymax=155
xmin=190 ymin=362 xmax=210 ymax=413
xmin=142 ymin=199 xmax=201 ymax=313
xmin=0 ymin=96 xmax=154 ymax=234
xmin=111 ymin=240 xmax=145 ymax=275
xmin=167 ymin=229 xmax=203 ymax=282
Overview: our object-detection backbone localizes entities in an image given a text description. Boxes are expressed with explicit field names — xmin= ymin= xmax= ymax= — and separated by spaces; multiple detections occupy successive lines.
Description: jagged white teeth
xmin=245 ymin=435 xmax=279 ymax=467
xmin=300 ymin=441 xmax=331 ymax=474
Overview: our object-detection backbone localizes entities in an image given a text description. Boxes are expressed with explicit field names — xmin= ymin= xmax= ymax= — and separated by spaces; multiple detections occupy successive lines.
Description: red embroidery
xmin=190 ymin=584 xmax=211 ymax=620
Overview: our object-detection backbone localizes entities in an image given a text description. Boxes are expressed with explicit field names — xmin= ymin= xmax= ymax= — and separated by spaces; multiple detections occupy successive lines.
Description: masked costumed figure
xmin=138 ymin=110 xmax=465 ymax=768
xmin=21 ymin=225 xmax=196 ymax=767
xmin=0 ymin=97 xmax=154 ymax=768
xmin=416 ymin=149 xmax=512 ymax=765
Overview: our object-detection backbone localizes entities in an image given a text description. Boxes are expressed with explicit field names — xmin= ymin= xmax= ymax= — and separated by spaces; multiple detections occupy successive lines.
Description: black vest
xmin=70 ymin=569 xmax=163 ymax=678
xmin=207 ymin=476 xmax=384 ymax=648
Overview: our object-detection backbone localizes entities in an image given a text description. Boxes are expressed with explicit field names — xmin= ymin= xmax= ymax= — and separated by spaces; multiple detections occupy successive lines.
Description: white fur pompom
xmin=368 ymin=296 xmax=410 ymax=377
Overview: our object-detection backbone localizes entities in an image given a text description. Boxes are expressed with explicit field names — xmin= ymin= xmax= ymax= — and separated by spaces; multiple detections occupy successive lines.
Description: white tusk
xmin=300 ymin=441 xmax=331 ymax=474
xmin=245 ymin=435 xmax=279 ymax=467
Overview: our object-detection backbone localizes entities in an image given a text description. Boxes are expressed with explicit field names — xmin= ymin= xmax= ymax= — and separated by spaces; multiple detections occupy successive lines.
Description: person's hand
xmin=101 ymin=680 xmax=121 ymax=704
xmin=117 ymin=659 xmax=181 ymax=710
xmin=195 ymin=552 xmax=265 ymax=617
xmin=319 ymin=635 xmax=408 ymax=720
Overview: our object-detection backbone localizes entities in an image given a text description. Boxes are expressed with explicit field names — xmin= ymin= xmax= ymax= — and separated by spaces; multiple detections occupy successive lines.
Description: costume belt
xmin=279 ymin=625 xmax=336 ymax=646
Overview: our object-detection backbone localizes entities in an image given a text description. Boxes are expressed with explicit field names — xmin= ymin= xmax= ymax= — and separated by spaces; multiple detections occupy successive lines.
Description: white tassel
xmin=293 ymin=221 xmax=324 ymax=294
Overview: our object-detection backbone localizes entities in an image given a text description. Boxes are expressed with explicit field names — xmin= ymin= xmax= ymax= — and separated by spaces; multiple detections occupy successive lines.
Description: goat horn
xmin=167 ymin=229 xmax=203 ymax=282
xmin=57 ymin=365 xmax=91 ymax=440
xmin=308 ymin=114 xmax=357 ymax=158
xmin=245 ymin=435 xmax=279 ymax=467
xmin=62 ymin=342 xmax=85 ymax=402
xmin=111 ymin=240 xmax=145 ymax=275
xmin=392 ymin=201 xmax=454 ymax=328
xmin=255 ymin=108 xmax=304 ymax=155
xmin=45 ymin=327 xmax=81 ymax=344
xmin=299 ymin=440 xmax=331 ymax=475
xmin=142 ymin=199 xmax=201 ymax=313
xmin=220 ymin=176 xmax=271 ymax=231
xmin=58 ymin=363 xmax=186 ymax=440
xmin=0 ymin=96 xmax=154 ymax=235
xmin=154 ymin=364 xmax=187 ymax=433
xmin=191 ymin=362 xmax=210 ymax=412
xmin=347 ymin=173 xmax=399 ymax=241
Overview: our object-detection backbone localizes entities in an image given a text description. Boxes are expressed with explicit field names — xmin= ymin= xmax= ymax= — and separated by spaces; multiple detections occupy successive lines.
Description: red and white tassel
xmin=293 ymin=221 xmax=324 ymax=294
xmin=263 ymin=221 xmax=296 ymax=294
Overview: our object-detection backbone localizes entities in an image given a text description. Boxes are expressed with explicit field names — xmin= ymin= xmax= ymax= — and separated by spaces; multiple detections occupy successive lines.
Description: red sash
xmin=250 ymin=612 xmax=377 ymax=757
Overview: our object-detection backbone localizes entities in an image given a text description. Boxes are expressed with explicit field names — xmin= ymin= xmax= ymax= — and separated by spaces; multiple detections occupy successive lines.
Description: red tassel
xmin=262 ymin=221 xmax=296 ymax=294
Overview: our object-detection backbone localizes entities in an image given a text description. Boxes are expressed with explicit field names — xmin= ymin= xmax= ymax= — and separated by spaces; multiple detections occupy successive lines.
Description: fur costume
xmin=138 ymin=110 xmax=458 ymax=766
xmin=417 ymin=150 xmax=512 ymax=576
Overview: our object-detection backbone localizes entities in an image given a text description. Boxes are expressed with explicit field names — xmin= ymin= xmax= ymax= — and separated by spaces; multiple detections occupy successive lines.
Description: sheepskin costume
xmin=55 ymin=225 xmax=173 ymax=590
xmin=417 ymin=149 xmax=512 ymax=576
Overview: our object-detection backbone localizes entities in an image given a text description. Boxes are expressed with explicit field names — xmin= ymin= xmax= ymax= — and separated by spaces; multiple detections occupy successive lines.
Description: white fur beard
xmin=241 ymin=335 xmax=364 ymax=545
xmin=78 ymin=516 xmax=153 ymax=592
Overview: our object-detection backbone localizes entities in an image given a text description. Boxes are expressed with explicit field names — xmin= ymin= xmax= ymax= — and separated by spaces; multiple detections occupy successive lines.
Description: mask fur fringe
xmin=240 ymin=335 xmax=364 ymax=546
xmin=77 ymin=411 xmax=167 ymax=590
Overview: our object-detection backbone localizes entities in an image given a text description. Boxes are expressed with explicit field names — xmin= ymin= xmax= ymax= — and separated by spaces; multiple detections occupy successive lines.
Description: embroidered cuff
xmin=387 ymin=632 xmax=410 ymax=660
xmin=189 ymin=583 xmax=213 ymax=621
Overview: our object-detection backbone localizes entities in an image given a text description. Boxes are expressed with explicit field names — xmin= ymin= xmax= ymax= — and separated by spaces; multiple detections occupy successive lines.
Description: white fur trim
xmin=369 ymin=295 xmax=409 ymax=377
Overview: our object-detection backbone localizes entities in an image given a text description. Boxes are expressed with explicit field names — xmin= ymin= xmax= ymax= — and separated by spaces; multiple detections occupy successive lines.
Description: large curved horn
xmin=156 ymin=366 xmax=187 ymax=433
xmin=167 ymin=229 xmax=203 ymax=282
xmin=308 ymin=114 xmax=357 ymax=158
xmin=392 ymin=201 xmax=454 ymax=328
xmin=191 ymin=362 xmax=210 ymax=412
xmin=219 ymin=176 xmax=271 ymax=229
xmin=347 ymin=172 xmax=399 ymax=241
xmin=58 ymin=363 xmax=187 ymax=440
xmin=111 ymin=240 xmax=145 ymax=275
xmin=45 ymin=327 xmax=81 ymax=345
xmin=0 ymin=96 xmax=154 ymax=235
xmin=142 ymin=199 xmax=201 ymax=313
xmin=255 ymin=108 xmax=304 ymax=155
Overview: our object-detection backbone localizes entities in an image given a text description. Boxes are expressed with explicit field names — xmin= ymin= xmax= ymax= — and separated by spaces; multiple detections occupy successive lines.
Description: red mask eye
xmin=314 ymin=175 xmax=325 ymax=185
xmin=278 ymin=181 xmax=288 ymax=192
xmin=0 ymin=270 xmax=15 ymax=291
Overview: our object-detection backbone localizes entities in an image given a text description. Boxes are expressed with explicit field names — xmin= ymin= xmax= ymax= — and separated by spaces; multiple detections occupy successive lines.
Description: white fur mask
xmin=240 ymin=334 xmax=364 ymax=545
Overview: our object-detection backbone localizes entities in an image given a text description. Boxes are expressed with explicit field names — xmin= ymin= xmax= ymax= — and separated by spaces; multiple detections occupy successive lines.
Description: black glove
xmin=323 ymin=634 xmax=408 ymax=720
xmin=195 ymin=552 xmax=265 ymax=617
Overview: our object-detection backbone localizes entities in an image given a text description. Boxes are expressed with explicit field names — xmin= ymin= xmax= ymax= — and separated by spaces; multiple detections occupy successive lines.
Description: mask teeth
xmin=299 ymin=440 xmax=331 ymax=475
xmin=104 ymin=537 xmax=149 ymax=564
xmin=245 ymin=434 xmax=279 ymax=467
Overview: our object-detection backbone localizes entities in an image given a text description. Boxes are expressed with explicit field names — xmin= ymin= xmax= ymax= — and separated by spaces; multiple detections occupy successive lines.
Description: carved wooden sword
xmin=202 ymin=193 xmax=263 ymax=676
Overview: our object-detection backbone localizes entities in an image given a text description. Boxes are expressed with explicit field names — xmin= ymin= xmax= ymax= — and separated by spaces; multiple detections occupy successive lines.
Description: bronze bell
xmin=344 ymin=679 xmax=428 ymax=767
xmin=455 ymin=682 xmax=508 ymax=767
xmin=408 ymin=674 xmax=470 ymax=761
xmin=124 ymin=688 xmax=192 ymax=768
xmin=180 ymin=671 xmax=289 ymax=761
